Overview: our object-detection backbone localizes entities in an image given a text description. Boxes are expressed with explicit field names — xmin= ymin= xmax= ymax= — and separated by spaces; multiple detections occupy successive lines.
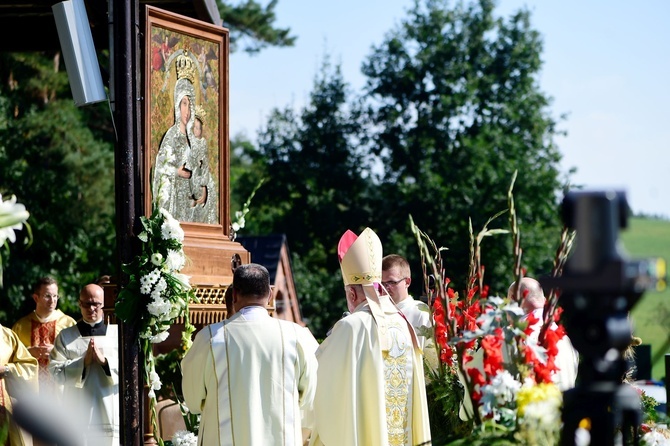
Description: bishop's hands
xmin=84 ymin=338 xmax=107 ymax=368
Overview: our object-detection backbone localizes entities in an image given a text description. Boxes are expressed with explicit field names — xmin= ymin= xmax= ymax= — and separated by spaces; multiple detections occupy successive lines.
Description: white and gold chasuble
xmin=310 ymin=296 xmax=431 ymax=446
xmin=0 ymin=324 xmax=38 ymax=446
xmin=182 ymin=306 xmax=318 ymax=446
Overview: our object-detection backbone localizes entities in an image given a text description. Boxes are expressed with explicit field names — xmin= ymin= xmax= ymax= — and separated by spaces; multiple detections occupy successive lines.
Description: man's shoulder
xmin=54 ymin=309 xmax=77 ymax=325
xmin=12 ymin=312 xmax=35 ymax=327
xmin=329 ymin=311 xmax=375 ymax=338
xmin=199 ymin=321 xmax=225 ymax=337
xmin=398 ymin=297 xmax=429 ymax=313
xmin=57 ymin=323 xmax=81 ymax=339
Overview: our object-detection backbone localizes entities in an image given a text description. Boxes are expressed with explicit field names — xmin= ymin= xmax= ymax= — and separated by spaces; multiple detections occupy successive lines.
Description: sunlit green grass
xmin=622 ymin=217 xmax=670 ymax=380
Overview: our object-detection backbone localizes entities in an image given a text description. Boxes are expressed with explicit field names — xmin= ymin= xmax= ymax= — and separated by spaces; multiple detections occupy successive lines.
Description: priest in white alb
xmin=309 ymin=227 xmax=431 ymax=446
xmin=49 ymin=284 xmax=119 ymax=445
xmin=182 ymin=263 xmax=318 ymax=446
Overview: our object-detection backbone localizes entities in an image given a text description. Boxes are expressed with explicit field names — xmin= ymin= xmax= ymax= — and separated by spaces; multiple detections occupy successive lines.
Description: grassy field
xmin=621 ymin=217 xmax=670 ymax=380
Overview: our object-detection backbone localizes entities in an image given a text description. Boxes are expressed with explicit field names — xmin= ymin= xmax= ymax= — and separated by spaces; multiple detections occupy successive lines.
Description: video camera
xmin=541 ymin=190 xmax=666 ymax=446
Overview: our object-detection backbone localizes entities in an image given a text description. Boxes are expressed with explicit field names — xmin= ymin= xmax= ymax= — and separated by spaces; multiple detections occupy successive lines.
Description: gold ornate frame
xmin=144 ymin=6 xmax=230 ymax=240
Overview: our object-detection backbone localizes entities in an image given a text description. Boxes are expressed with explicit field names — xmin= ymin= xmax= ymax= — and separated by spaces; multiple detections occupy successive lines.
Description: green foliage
xmin=0 ymin=52 xmax=115 ymax=324
xmin=219 ymin=0 xmax=296 ymax=54
xmin=238 ymin=57 xmax=371 ymax=337
xmin=425 ymin=366 xmax=472 ymax=444
xmin=231 ymin=1 xmax=569 ymax=336
xmin=623 ymin=217 xmax=670 ymax=380
xmin=362 ymin=0 xmax=566 ymax=295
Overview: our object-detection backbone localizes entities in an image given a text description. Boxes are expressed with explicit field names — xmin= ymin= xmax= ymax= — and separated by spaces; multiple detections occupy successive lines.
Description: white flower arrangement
xmin=115 ymin=203 xmax=196 ymax=446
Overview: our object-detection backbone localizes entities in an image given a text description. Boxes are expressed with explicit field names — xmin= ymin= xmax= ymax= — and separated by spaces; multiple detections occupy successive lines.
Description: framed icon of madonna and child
xmin=144 ymin=6 xmax=230 ymax=239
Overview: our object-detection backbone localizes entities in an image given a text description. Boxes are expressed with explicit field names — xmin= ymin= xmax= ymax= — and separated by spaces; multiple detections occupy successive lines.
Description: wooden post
xmin=112 ymin=0 xmax=143 ymax=444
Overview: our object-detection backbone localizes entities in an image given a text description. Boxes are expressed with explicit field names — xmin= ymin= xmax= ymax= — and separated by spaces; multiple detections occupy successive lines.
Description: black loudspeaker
xmin=52 ymin=0 xmax=106 ymax=106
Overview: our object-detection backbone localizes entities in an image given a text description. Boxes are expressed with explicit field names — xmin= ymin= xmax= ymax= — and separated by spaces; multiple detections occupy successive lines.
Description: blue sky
xmin=229 ymin=0 xmax=670 ymax=218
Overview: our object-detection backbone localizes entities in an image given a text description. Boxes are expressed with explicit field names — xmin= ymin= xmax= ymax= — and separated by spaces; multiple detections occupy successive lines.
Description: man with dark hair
xmin=12 ymin=277 xmax=76 ymax=391
xmin=182 ymin=263 xmax=318 ymax=445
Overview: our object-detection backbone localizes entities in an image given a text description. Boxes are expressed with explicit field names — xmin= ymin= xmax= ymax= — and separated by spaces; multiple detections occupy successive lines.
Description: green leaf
xmin=115 ymin=288 xmax=140 ymax=324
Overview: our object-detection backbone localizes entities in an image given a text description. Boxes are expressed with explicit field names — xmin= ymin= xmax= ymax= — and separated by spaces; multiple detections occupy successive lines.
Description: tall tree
xmin=219 ymin=0 xmax=296 ymax=54
xmin=0 ymin=1 xmax=297 ymax=324
xmin=239 ymin=59 xmax=371 ymax=337
xmin=362 ymin=0 xmax=567 ymax=293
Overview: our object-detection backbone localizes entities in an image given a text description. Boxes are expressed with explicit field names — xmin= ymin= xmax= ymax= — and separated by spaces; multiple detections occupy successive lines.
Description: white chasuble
xmin=182 ymin=307 xmax=318 ymax=446
xmin=310 ymin=296 xmax=431 ymax=446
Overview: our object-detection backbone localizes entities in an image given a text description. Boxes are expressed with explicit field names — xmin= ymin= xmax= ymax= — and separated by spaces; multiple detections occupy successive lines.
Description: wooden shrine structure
xmin=0 ymin=1 xmax=257 ymax=444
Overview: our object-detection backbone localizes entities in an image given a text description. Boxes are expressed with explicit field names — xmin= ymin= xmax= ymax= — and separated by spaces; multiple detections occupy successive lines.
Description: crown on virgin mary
xmin=338 ymin=227 xmax=383 ymax=286
xmin=175 ymin=50 xmax=196 ymax=84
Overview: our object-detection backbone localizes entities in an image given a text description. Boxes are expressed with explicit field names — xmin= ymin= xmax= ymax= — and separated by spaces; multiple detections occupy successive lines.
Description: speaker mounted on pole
xmin=52 ymin=0 xmax=106 ymax=106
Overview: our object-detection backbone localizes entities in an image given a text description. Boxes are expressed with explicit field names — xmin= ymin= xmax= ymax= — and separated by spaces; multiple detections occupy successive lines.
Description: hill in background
xmin=622 ymin=217 xmax=670 ymax=381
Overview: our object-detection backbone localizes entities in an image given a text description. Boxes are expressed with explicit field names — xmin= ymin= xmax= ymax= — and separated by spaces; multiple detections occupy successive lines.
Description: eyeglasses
xmin=41 ymin=294 xmax=60 ymax=300
xmin=381 ymin=278 xmax=408 ymax=288
xmin=79 ymin=301 xmax=103 ymax=309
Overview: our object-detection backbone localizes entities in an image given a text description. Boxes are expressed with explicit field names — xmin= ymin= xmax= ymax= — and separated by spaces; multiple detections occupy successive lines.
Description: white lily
xmin=0 ymin=194 xmax=30 ymax=245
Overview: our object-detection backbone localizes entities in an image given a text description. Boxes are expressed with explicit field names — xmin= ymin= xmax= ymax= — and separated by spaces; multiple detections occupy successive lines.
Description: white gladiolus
xmin=150 ymin=331 xmax=170 ymax=344
xmin=173 ymin=273 xmax=191 ymax=290
xmin=159 ymin=209 xmax=184 ymax=241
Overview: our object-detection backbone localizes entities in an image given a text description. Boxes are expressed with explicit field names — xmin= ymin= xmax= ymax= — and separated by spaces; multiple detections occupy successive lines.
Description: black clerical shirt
xmin=76 ymin=319 xmax=107 ymax=337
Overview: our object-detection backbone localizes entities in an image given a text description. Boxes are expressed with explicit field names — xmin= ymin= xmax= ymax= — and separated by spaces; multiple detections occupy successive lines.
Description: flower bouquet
xmin=411 ymin=176 xmax=574 ymax=445
xmin=115 ymin=202 xmax=197 ymax=445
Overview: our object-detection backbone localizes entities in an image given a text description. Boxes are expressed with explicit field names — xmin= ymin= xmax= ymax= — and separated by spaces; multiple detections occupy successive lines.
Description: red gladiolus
xmin=553 ymin=307 xmax=564 ymax=322
xmin=542 ymin=328 xmax=560 ymax=358
xmin=481 ymin=328 xmax=504 ymax=376
xmin=467 ymin=366 xmax=486 ymax=388
xmin=435 ymin=320 xmax=448 ymax=350
xmin=440 ymin=345 xmax=454 ymax=366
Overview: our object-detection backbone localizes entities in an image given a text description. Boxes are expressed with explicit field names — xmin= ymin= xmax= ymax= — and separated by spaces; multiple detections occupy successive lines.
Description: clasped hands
xmin=84 ymin=338 xmax=107 ymax=367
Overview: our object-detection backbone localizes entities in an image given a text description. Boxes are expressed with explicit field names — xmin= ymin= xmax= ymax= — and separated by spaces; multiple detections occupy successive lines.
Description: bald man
xmin=50 ymin=284 xmax=119 ymax=445
xmin=509 ymin=277 xmax=579 ymax=391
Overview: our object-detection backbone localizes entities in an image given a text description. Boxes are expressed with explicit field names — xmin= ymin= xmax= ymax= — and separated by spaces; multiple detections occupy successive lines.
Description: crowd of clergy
xmin=1 ymin=227 xmax=579 ymax=446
